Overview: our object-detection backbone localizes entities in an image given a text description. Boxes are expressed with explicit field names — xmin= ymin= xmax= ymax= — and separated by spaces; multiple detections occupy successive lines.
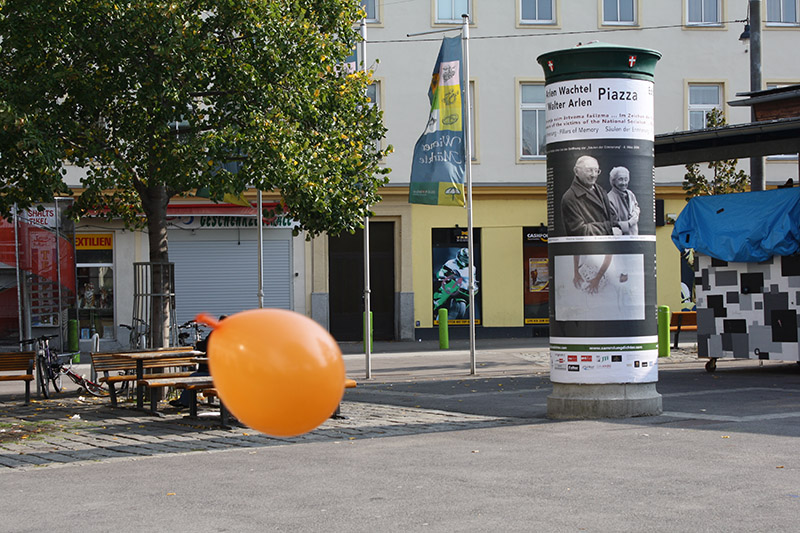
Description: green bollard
xmin=438 ymin=308 xmax=449 ymax=350
xmin=363 ymin=311 xmax=373 ymax=352
xmin=658 ymin=305 xmax=670 ymax=358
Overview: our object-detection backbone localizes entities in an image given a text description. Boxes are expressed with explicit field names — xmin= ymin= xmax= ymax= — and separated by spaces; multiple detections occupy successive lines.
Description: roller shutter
xmin=169 ymin=236 xmax=291 ymax=324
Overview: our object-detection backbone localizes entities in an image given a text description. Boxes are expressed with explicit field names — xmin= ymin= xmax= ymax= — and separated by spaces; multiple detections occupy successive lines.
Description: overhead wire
xmin=366 ymin=20 xmax=749 ymax=44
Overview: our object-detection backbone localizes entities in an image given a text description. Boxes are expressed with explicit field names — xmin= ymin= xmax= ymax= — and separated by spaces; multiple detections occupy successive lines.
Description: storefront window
xmin=75 ymin=233 xmax=114 ymax=339
xmin=523 ymin=226 xmax=549 ymax=325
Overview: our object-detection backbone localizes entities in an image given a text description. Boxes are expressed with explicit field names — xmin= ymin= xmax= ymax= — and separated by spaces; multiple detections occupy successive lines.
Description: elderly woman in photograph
xmin=607 ymin=166 xmax=640 ymax=236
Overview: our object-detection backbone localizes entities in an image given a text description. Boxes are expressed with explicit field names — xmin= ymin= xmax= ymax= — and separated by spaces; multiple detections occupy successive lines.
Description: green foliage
xmin=0 ymin=1 xmax=391 ymax=237
xmin=683 ymin=108 xmax=749 ymax=199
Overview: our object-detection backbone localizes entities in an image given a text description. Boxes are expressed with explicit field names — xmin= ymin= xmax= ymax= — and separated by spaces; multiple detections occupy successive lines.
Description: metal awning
xmin=654 ymin=117 xmax=800 ymax=167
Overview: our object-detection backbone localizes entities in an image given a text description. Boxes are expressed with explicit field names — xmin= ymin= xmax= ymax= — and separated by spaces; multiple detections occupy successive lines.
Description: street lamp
xmin=740 ymin=0 xmax=763 ymax=191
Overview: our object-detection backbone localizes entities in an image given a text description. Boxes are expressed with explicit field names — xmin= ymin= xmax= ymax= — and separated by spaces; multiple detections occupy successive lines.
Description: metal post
xmin=749 ymin=0 xmax=763 ymax=191
xmin=257 ymin=189 xmax=264 ymax=309
xmin=361 ymin=18 xmax=372 ymax=379
xmin=462 ymin=14 xmax=476 ymax=375
xmin=55 ymin=199 xmax=63 ymax=350
xmin=13 ymin=205 xmax=24 ymax=344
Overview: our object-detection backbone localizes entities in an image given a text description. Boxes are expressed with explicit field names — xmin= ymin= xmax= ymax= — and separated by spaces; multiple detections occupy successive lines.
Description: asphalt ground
xmin=1 ymin=338 xmax=799 ymax=531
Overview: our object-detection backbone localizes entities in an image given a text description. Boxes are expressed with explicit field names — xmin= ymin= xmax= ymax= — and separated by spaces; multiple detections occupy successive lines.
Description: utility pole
xmin=749 ymin=0 xmax=763 ymax=191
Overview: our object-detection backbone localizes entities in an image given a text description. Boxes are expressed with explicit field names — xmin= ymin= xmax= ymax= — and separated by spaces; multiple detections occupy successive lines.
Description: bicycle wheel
xmin=80 ymin=377 xmax=110 ymax=397
xmin=36 ymin=355 xmax=50 ymax=399
xmin=51 ymin=367 xmax=63 ymax=393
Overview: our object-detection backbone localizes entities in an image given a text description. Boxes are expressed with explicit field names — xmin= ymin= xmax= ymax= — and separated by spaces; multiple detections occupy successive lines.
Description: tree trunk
xmin=140 ymin=183 xmax=171 ymax=349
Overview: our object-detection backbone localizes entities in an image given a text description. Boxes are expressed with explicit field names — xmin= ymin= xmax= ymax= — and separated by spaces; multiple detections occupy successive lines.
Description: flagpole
xmin=407 ymin=24 xmax=471 ymax=374
xmin=360 ymin=18 xmax=372 ymax=379
xmin=461 ymin=14 xmax=476 ymax=375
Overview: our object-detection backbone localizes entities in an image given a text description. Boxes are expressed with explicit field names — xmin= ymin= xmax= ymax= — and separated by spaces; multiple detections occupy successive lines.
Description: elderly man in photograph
xmin=561 ymin=155 xmax=615 ymax=236
xmin=607 ymin=166 xmax=640 ymax=236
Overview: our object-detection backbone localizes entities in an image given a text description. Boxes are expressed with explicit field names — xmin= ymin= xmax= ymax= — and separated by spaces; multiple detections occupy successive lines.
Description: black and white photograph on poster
xmin=554 ymin=253 xmax=645 ymax=321
xmin=432 ymin=228 xmax=482 ymax=325
xmin=548 ymin=139 xmax=654 ymax=239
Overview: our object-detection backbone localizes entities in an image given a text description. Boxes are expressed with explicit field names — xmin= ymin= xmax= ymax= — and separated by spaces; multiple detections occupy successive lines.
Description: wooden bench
xmin=91 ymin=348 xmax=200 ymax=407
xmin=0 ymin=351 xmax=36 ymax=404
xmin=138 ymin=375 xmax=214 ymax=414
xmin=187 ymin=386 xmax=230 ymax=428
xmin=670 ymin=310 xmax=698 ymax=349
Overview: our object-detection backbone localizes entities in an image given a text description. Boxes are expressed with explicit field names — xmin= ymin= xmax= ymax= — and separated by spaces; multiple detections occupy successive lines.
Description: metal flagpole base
xmin=547 ymin=382 xmax=662 ymax=419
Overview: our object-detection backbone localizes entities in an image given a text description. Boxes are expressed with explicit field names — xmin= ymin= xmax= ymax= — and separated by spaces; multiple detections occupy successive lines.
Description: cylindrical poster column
xmin=537 ymin=43 xmax=662 ymax=418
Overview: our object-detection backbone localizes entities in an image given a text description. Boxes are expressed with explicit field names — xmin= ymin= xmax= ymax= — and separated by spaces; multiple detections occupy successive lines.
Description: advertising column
xmin=537 ymin=43 xmax=662 ymax=418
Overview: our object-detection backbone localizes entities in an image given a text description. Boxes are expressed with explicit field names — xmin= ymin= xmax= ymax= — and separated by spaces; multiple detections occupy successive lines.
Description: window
xmin=75 ymin=233 xmax=115 ymax=340
xmin=521 ymin=0 xmax=555 ymax=24
xmin=767 ymin=0 xmax=799 ymax=25
xmin=520 ymin=83 xmax=546 ymax=159
xmin=366 ymin=81 xmax=380 ymax=109
xmin=366 ymin=81 xmax=382 ymax=152
xmin=360 ymin=0 xmax=380 ymax=23
xmin=602 ymin=0 xmax=636 ymax=24
xmin=436 ymin=0 xmax=471 ymax=24
xmin=688 ymin=84 xmax=722 ymax=130
xmin=687 ymin=0 xmax=720 ymax=25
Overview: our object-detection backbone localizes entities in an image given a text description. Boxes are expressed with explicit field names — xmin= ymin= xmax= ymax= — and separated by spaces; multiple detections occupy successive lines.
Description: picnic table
xmin=109 ymin=349 xmax=204 ymax=411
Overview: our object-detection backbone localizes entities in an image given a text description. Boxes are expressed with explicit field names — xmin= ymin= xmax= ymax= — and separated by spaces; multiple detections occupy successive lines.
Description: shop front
xmin=166 ymin=206 xmax=301 ymax=326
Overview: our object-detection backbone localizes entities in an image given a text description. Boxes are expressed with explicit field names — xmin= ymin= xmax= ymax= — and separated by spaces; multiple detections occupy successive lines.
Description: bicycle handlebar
xmin=20 ymin=334 xmax=58 ymax=344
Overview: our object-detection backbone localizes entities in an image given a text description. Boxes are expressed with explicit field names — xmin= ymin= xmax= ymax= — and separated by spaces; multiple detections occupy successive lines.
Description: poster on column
xmin=545 ymin=77 xmax=658 ymax=384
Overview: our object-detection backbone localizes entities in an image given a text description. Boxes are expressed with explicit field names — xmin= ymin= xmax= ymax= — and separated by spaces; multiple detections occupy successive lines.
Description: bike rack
xmin=132 ymin=262 xmax=177 ymax=348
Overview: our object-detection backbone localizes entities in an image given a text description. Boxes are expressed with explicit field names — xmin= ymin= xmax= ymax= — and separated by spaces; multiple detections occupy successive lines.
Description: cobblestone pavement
xmin=0 ymin=396 xmax=526 ymax=471
xmin=0 ymin=347 xmax=701 ymax=471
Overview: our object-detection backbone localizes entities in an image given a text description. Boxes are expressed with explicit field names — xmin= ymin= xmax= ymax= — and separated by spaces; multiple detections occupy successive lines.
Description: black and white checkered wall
xmin=696 ymin=253 xmax=800 ymax=361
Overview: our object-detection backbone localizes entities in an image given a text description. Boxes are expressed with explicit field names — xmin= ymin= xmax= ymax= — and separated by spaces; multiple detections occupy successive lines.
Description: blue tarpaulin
xmin=671 ymin=187 xmax=800 ymax=262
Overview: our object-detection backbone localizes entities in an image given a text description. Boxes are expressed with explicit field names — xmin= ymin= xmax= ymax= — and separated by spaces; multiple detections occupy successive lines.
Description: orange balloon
xmin=196 ymin=309 xmax=345 ymax=437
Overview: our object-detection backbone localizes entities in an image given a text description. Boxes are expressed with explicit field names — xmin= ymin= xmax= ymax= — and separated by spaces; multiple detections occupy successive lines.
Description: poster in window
xmin=523 ymin=226 xmax=549 ymax=324
xmin=432 ymin=228 xmax=481 ymax=325
xmin=529 ymin=258 xmax=548 ymax=293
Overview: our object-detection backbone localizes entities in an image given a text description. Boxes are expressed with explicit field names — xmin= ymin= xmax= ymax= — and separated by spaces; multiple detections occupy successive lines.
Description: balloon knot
xmin=195 ymin=312 xmax=220 ymax=329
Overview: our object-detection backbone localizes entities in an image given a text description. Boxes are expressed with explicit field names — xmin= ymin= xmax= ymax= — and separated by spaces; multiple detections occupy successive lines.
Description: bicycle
xmin=177 ymin=320 xmax=207 ymax=347
xmin=119 ymin=317 xmax=149 ymax=350
xmin=20 ymin=335 xmax=117 ymax=398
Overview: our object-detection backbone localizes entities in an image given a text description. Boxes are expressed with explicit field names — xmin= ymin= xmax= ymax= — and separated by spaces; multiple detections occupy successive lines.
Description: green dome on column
xmin=537 ymin=42 xmax=661 ymax=83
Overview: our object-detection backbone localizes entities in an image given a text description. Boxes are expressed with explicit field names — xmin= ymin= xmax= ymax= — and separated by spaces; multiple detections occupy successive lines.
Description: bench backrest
xmin=0 ymin=351 xmax=36 ymax=372
xmin=671 ymin=311 xmax=697 ymax=326
xmin=91 ymin=350 xmax=200 ymax=374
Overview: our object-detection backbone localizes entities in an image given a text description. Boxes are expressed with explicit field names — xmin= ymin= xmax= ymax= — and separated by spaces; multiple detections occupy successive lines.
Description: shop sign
xmin=167 ymin=215 xmax=298 ymax=230
xmin=76 ymin=233 xmax=113 ymax=250
xmin=24 ymin=206 xmax=56 ymax=228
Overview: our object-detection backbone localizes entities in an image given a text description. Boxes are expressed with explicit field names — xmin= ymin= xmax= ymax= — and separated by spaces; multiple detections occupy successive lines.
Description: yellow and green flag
xmin=409 ymin=36 xmax=466 ymax=206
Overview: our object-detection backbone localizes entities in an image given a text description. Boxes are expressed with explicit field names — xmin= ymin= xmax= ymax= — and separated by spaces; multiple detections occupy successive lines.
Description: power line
xmin=367 ymin=20 xmax=748 ymax=44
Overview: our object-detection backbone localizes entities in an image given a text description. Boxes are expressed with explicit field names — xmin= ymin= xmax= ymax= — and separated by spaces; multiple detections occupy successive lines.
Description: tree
xmin=683 ymin=108 xmax=749 ymax=199
xmin=0 ymin=1 xmax=391 ymax=347
xmin=680 ymin=107 xmax=748 ymax=310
